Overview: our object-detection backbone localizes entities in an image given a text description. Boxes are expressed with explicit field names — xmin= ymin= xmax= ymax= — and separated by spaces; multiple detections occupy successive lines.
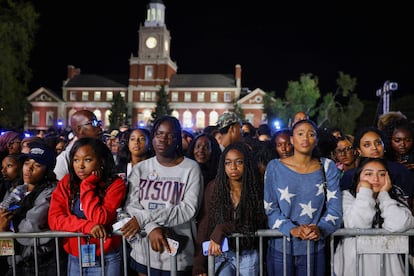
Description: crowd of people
xmin=0 ymin=108 xmax=413 ymax=276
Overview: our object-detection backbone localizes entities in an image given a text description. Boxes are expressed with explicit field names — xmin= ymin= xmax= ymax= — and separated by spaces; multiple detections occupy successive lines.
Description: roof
xmin=65 ymin=74 xmax=128 ymax=88
xmin=169 ymin=74 xmax=235 ymax=88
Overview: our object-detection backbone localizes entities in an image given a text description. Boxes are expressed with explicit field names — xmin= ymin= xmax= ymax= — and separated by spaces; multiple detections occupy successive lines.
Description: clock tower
xmin=129 ymin=0 xmax=177 ymax=88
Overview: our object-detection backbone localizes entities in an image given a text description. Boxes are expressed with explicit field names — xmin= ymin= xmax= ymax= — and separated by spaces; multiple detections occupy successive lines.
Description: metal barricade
xmin=0 ymin=230 xmax=179 ymax=276
xmin=206 ymin=228 xmax=414 ymax=276
xmin=1 ymin=228 xmax=413 ymax=275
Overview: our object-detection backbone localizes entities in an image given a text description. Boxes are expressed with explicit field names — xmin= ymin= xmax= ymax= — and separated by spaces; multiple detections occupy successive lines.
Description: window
xmin=46 ymin=111 xmax=54 ymax=126
xmin=211 ymin=92 xmax=218 ymax=102
xmin=209 ymin=111 xmax=218 ymax=125
xmin=94 ymin=91 xmax=101 ymax=101
xmin=224 ymin=92 xmax=231 ymax=102
xmin=245 ymin=114 xmax=254 ymax=124
xmin=145 ymin=66 xmax=153 ymax=79
xmin=106 ymin=91 xmax=113 ymax=101
xmin=146 ymin=91 xmax=154 ymax=101
xmin=197 ymin=92 xmax=205 ymax=102
xmin=70 ymin=91 xmax=77 ymax=101
xmin=32 ymin=111 xmax=40 ymax=126
xmin=183 ymin=111 xmax=193 ymax=128
xmin=196 ymin=111 xmax=205 ymax=129
xmin=184 ymin=92 xmax=191 ymax=102
xmin=120 ymin=91 xmax=126 ymax=99
xmin=82 ymin=91 xmax=89 ymax=101
xmin=171 ymin=92 xmax=178 ymax=102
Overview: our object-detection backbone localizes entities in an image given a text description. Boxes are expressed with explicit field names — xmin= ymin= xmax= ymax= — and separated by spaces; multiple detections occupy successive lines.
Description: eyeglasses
xmin=224 ymin=159 xmax=244 ymax=167
xmin=80 ymin=119 xmax=102 ymax=128
xmin=335 ymin=146 xmax=353 ymax=155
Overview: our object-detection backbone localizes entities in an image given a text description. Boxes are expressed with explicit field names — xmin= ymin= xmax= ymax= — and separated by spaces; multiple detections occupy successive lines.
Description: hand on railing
xmin=290 ymin=224 xmax=321 ymax=241
xmin=90 ymin=224 xmax=110 ymax=240
xmin=120 ymin=216 xmax=140 ymax=239
xmin=148 ymin=227 xmax=170 ymax=254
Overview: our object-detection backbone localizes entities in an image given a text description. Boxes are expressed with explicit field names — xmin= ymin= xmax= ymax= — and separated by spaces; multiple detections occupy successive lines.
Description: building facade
xmin=26 ymin=0 xmax=266 ymax=132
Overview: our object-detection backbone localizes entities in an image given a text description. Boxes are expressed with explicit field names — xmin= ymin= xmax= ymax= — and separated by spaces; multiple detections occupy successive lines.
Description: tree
xmin=0 ymin=0 xmax=38 ymax=130
xmin=316 ymin=72 xmax=364 ymax=134
xmin=262 ymin=72 xmax=364 ymax=134
xmin=233 ymin=102 xmax=244 ymax=121
xmin=108 ymin=93 xmax=129 ymax=130
xmin=263 ymin=74 xmax=320 ymax=128
xmin=151 ymin=86 xmax=172 ymax=122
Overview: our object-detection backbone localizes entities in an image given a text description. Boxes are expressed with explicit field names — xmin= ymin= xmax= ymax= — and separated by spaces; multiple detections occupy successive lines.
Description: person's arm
xmin=317 ymin=158 xmax=343 ymax=237
xmin=48 ymin=175 xmax=96 ymax=233
xmin=264 ymin=160 xmax=297 ymax=237
xmin=379 ymin=172 xmax=414 ymax=232
xmin=343 ymin=187 xmax=376 ymax=228
xmin=80 ymin=174 xmax=126 ymax=227
xmin=16 ymin=187 xmax=54 ymax=246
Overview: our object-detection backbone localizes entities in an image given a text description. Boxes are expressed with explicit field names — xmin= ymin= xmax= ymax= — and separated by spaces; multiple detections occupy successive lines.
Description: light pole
xmin=376 ymin=80 xmax=398 ymax=115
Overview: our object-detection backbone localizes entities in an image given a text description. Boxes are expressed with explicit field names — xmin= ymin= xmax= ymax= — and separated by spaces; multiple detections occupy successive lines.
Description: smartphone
xmin=202 ymin=237 xmax=229 ymax=256
xmin=7 ymin=205 xmax=20 ymax=212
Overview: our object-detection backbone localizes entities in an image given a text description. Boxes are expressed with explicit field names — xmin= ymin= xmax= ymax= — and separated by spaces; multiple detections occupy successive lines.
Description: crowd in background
xmin=0 ymin=109 xmax=413 ymax=275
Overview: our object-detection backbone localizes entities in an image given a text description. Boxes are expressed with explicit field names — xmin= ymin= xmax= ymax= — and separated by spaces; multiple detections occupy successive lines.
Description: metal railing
xmin=0 ymin=228 xmax=413 ymax=276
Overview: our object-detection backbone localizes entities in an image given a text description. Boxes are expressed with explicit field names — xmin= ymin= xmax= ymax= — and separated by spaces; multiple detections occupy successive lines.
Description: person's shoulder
xmin=183 ymin=156 xmax=199 ymax=167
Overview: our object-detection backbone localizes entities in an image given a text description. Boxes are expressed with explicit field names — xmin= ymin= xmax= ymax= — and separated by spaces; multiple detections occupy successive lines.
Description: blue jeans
xmin=67 ymin=249 xmax=122 ymax=276
xmin=214 ymin=249 xmax=259 ymax=276
xmin=266 ymin=247 xmax=325 ymax=276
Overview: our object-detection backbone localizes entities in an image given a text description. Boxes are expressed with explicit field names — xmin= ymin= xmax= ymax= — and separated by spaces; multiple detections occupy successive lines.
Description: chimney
xmin=67 ymin=65 xmax=81 ymax=79
xmin=235 ymin=64 xmax=242 ymax=88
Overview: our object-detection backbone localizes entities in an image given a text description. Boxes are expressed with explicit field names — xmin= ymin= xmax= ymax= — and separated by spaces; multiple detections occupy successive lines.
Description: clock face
xmin=164 ymin=40 xmax=169 ymax=51
xmin=145 ymin=36 xmax=157 ymax=49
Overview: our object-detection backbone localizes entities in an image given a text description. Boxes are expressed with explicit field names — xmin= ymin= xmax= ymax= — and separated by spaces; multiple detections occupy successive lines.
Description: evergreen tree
xmin=151 ymin=86 xmax=172 ymax=122
xmin=108 ymin=93 xmax=129 ymax=130
xmin=0 ymin=1 xmax=38 ymax=130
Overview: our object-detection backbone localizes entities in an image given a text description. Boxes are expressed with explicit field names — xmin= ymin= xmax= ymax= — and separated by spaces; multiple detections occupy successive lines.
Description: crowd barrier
xmin=0 ymin=229 xmax=413 ymax=276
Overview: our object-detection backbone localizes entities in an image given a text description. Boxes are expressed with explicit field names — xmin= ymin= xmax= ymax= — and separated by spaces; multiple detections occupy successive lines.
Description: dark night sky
xmin=29 ymin=1 xmax=413 ymax=102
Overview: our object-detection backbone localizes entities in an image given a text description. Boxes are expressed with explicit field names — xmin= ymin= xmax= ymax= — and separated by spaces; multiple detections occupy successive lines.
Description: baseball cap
xmin=21 ymin=143 xmax=56 ymax=168
xmin=216 ymin=112 xmax=242 ymax=130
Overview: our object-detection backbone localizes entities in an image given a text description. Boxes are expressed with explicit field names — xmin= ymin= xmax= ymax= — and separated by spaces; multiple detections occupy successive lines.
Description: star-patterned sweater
xmin=264 ymin=157 xmax=342 ymax=255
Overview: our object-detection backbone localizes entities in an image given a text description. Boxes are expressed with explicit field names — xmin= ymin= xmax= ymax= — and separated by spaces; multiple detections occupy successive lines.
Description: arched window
xmin=196 ymin=110 xmax=205 ymax=129
xmin=209 ymin=111 xmax=218 ymax=126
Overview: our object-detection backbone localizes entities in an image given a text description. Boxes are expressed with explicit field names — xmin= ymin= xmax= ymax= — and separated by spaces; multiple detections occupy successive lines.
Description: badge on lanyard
xmin=81 ymin=237 xmax=96 ymax=267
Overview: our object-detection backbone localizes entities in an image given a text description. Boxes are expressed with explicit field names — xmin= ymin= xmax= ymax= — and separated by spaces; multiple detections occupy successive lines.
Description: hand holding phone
xmin=202 ymin=237 xmax=229 ymax=256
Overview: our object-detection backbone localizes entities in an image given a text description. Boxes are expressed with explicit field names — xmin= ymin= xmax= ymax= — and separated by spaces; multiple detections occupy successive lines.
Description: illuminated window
xmin=184 ymin=92 xmax=191 ymax=102
xmin=46 ymin=111 xmax=54 ymax=126
xmin=209 ymin=111 xmax=218 ymax=125
xmin=32 ymin=111 xmax=40 ymax=125
xmin=120 ymin=91 xmax=126 ymax=98
xmin=106 ymin=91 xmax=113 ymax=101
xmin=145 ymin=66 xmax=153 ymax=79
xmin=94 ymin=91 xmax=101 ymax=101
xmin=197 ymin=92 xmax=205 ymax=102
xmin=171 ymin=92 xmax=178 ymax=102
xmin=183 ymin=111 xmax=193 ymax=128
xmin=196 ymin=111 xmax=205 ymax=129
xmin=211 ymin=92 xmax=218 ymax=102
xmin=70 ymin=91 xmax=77 ymax=101
xmin=82 ymin=91 xmax=89 ymax=101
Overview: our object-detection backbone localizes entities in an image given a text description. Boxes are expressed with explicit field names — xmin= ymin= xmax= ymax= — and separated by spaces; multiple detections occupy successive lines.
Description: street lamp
xmin=376 ymin=80 xmax=398 ymax=115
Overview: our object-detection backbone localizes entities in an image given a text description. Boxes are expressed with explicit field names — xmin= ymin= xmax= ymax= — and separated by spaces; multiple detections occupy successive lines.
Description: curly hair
xmin=208 ymin=142 xmax=266 ymax=249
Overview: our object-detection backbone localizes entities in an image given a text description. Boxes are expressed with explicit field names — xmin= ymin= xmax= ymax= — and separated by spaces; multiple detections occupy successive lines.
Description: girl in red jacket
xmin=48 ymin=137 xmax=126 ymax=276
